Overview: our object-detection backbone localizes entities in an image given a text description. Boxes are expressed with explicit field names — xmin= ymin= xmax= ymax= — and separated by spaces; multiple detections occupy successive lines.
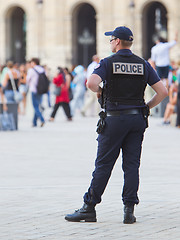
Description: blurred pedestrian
xmin=70 ymin=65 xmax=86 ymax=116
xmin=26 ymin=58 xmax=45 ymax=127
xmin=176 ymin=60 xmax=180 ymax=128
xmin=13 ymin=63 xmax=20 ymax=78
xmin=43 ymin=64 xmax=51 ymax=108
xmin=49 ymin=67 xmax=72 ymax=121
xmin=26 ymin=61 xmax=31 ymax=71
xmin=163 ymin=82 xmax=177 ymax=124
xmin=19 ymin=64 xmax=28 ymax=114
xmin=64 ymin=67 xmax=74 ymax=102
xmin=151 ymin=32 xmax=178 ymax=89
xmin=0 ymin=83 xmax=7 ymax=111
xmin=0 ymin=64 xmax=8 ymax=84
xmin=2 ymin=61 xmax=20 ymax=103
xmin=81 ymin=55 xmax=100 ymax=117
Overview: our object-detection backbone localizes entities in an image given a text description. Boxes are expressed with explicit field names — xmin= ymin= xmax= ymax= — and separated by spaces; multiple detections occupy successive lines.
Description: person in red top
xmin=49 ymin=67 xmax=72 ymax=121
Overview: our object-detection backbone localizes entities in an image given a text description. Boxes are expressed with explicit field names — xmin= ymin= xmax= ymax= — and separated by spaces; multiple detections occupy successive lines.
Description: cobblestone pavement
xmin=0 ymin=109 xmax=180 ymax=240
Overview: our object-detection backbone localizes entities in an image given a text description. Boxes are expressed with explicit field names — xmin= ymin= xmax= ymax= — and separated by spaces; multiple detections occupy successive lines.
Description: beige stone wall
xmin=0 ymin=0 xmax=179 ymax=72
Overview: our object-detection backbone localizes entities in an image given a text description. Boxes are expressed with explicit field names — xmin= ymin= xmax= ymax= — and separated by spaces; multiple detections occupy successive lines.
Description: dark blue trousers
xmin=84 ymin=113 xmax=146 ymax=206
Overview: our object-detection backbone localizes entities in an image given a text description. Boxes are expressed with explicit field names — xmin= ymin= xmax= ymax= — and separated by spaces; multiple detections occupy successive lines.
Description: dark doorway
xmin=6 ymin=7 xmax=26 ymax=63
xmin=142 ymin=2 xmax=167 ymax=60
xmin=72 ymin=3 xmax=96 ymax=67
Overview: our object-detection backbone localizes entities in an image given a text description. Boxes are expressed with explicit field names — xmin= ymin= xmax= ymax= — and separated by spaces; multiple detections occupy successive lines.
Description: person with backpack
xmin=26 ymin=58 xmax=46 ymax=127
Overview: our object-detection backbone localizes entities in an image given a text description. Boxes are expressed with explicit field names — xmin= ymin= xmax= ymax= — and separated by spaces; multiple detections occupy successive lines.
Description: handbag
xmin=0 ymin=111 xmax=16 ymax=131
xmin=8 ymin=71 xmax=23 ymax=103
xmin=14 ymin=91 xmax=23 ymax=103
xmin=69 ymin=87 xmax=73 ymax=101
xmin=54 ymin=86 xmax=61 ymax=96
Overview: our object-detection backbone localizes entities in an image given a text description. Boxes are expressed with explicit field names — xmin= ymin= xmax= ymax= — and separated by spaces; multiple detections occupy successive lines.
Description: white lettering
xmin=113 ymin=63 xmax=144 ymax=75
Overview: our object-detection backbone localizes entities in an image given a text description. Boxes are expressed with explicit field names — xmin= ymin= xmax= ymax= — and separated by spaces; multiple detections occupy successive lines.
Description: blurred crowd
xmin=147 ymin=59 xmax=180 ymax=128
xmin=1 ymin=52 xmax=180 ymax=130
xmin=0 ymin=55 xmax=100 ymax=130
xmin=162 ymin=60 xmax=180 ymax=127
xmin=148 ymin=33 xmax=180 ymax=128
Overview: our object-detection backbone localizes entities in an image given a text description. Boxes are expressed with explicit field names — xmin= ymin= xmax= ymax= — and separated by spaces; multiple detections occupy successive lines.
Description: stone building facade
xmin=0 ymin=0 xmax=179 ymax=71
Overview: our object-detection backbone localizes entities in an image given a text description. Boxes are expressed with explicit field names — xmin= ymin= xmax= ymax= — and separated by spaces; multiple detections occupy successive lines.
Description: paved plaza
xmin=0 ymin=108 xmax=180 ymax=240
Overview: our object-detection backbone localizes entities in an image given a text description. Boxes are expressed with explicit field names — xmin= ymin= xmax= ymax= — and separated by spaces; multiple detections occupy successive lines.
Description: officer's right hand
xmin=97 ymin=86 xmax=102 ymax=98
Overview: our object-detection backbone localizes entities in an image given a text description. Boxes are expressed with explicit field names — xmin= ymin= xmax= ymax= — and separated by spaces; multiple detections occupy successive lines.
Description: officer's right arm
xmin=87 ymin=74 xmax=102 ymax=94
xmin=147 ymin=81 xmax=168 ymax=109
xmin=87 ymin=58 xmax=108 ymax=96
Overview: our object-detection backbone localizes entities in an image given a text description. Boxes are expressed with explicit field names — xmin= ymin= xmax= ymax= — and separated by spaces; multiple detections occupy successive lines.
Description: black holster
xmin=96 ymin=111 xmax=107 ymax=134
xmin=142 ymin=105 xmax=150 ymax=128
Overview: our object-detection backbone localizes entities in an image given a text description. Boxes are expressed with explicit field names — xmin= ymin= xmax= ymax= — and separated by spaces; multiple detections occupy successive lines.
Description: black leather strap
xmin=107 ymin=109 xmax=142 ymax=116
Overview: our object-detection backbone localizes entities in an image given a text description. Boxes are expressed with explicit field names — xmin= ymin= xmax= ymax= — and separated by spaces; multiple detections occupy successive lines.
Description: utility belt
xmin=106 ymin=108 xmax=142 ymax=116
xmin=96 ymin=106 xmax=150 ymax=134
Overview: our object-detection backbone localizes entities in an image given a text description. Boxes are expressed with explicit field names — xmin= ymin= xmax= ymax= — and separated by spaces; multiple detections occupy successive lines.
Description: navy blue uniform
xmin=83 ymin=49 xmax=160 ymax=206
xmin=93 ymin=49 xmax=160 ymax=110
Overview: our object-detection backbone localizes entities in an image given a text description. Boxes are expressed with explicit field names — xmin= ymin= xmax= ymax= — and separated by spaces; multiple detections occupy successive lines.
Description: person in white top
xmin=81 ymin=55 xmax=100 ymax=117
xmin=151 ymin=32 xmax=178 ymax=89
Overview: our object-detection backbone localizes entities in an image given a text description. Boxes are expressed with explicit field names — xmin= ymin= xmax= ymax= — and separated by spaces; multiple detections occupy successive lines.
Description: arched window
xmin=142 ymin=1 xmax=167 ymax=60
xmin=72 ymin=3 xmax=96 ymax=67
xmin=6 ymin=6 xmax=26 ymax=63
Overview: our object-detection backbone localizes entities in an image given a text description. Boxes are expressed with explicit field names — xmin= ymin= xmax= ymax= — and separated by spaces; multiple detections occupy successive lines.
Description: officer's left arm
xmin=145 ymin=60 xmax=168 ymax=109
xmin=147 ymin=81 xmax=168 ymax=109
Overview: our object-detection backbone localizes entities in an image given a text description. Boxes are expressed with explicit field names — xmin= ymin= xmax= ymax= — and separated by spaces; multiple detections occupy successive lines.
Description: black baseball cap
xmin=104 ymin=26 xmax=133 ymax=41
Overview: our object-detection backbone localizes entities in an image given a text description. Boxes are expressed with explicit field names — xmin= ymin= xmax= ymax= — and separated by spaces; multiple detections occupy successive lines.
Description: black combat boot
xmin=65 ymin=203 xmax=97 ymax=222
xmin=123 ymin=205 xmax=136 ymax=224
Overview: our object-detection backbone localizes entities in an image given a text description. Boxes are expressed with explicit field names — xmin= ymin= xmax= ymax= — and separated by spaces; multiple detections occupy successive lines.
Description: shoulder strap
xmin=33 ymin=68 xmax=40 ymax=75
xmin=8 ymin=70 xmax=17 ymax=92
xmin=62 ymin=72 xmax=66 ymax=83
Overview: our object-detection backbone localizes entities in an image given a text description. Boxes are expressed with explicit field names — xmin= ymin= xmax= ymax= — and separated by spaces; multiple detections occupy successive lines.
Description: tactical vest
xmin=105 ymin=53 xmax=147 ymax=106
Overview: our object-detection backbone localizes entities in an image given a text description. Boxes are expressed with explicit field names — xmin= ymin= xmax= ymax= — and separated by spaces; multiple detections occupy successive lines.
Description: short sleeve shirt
xmin=151 ymin=41 xmax=176 ymax=67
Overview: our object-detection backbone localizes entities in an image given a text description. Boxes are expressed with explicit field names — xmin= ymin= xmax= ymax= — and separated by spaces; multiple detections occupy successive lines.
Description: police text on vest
xmin=113 ymin=63 xmax=144 ymax=75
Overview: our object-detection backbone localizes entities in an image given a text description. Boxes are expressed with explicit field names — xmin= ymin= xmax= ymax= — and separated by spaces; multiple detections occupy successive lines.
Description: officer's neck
xmin=115 ymin=46 xmax=130 ymax=52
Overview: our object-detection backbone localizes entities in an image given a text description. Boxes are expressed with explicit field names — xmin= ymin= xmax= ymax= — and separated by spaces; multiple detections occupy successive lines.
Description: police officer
xmin=65 ymin=26 xmax=168 ymax=223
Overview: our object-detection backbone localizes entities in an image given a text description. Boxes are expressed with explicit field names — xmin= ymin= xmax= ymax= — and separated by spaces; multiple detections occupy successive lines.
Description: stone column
xmin=0 ymin=16 xmax=6 ymax=63
xmin=26 ymin=13 xmax=39 ymax=60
